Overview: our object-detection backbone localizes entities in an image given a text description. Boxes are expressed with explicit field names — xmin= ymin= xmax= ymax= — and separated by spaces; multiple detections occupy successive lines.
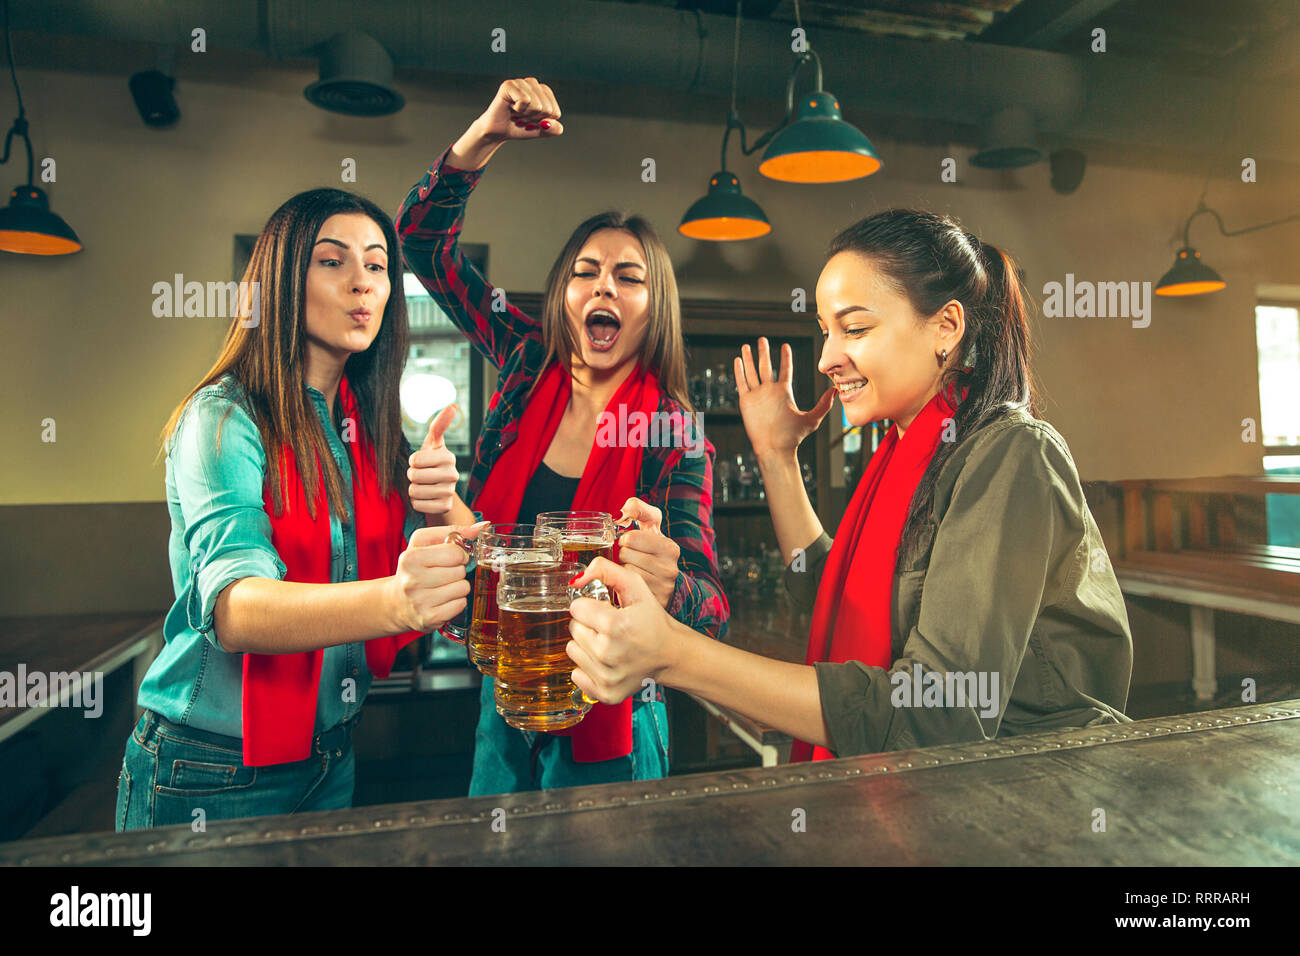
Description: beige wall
xmin=4 ymin=65 xmax=1299 ymax=505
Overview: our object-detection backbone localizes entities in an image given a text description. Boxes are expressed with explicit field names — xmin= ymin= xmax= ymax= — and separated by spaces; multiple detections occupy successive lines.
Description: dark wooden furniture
xmin=4 ymin=698 xmax=1296 ymax=865
xmin=0 ymin=614 xmax=164 ymax=743
xmin=1094 ymin=477 xmax=1300 ymax=700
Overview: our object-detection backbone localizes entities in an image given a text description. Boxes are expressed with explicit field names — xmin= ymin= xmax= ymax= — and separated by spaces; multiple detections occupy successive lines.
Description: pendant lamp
xmin=0 ymin=1 xmax=81 ymax=256
xmin=680 ymin=112 xmax=771 ymax=241
xmin=1156 ymin=202 xmax=1300 ymax=298
xmin=758 ymin=50 xmax=881 ymax=184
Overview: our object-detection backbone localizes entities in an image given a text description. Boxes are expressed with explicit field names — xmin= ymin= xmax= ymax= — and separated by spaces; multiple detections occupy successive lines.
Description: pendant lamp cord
xmin=722 ymin=0 xmax=823 ymax=163
xmin=0 ymin=0 xmax=34 ymax=186
xmin=1182 ymin=73 xmax=1300 ymax=244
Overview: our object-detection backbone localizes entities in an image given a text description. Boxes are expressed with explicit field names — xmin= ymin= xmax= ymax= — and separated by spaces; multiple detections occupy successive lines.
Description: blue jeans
xmin=116 ymin=710 xmax=356 ymax=831
xmin=469 ymin=675 xmax=670 ymax=796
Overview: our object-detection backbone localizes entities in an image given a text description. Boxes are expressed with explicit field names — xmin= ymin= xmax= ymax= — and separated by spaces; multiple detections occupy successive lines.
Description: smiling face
xmin=816 ymin=251 xmax=964 ymax=434
xmin=304 ymin=212 xmax=391 ymax=366
xmin=562 ymin=229 xmax=652 ymax=375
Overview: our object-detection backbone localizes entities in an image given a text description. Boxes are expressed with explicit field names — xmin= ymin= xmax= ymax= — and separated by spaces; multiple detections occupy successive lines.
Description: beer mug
xmin=535 ymin=511 xmax=637 ymax=565
xmin=444 ymin=525 xmax=563 ymax=676
xmin=495 ymin=560 xmax=611 ymax=731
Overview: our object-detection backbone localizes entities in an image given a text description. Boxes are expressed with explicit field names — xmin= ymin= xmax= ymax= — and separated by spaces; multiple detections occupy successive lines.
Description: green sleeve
xmin=784 ymin=532 xmax=833 ymax=609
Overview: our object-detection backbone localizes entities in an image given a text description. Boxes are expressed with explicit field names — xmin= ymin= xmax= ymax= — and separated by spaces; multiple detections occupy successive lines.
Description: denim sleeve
xmin=172 ymin=394 xmax=287 ymax=651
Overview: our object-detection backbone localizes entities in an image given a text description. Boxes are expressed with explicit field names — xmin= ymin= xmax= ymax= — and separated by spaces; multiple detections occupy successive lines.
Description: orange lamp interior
xmin=759 ymin=151 xmax=881 ymax=184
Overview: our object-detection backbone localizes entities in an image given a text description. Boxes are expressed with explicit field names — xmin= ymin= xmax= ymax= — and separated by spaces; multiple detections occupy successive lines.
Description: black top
xmin=515 ymin=460 xmax=581 ymax=527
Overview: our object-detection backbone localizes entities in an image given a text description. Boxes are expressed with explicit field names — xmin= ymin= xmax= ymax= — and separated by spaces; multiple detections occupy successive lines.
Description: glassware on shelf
xmin=715 ymin=456 xmax=734 ymax=503
xmin=712 ymin=362 xmax=735 ymax=411
xmin=734 ymin=452 xmax=755 ymax=500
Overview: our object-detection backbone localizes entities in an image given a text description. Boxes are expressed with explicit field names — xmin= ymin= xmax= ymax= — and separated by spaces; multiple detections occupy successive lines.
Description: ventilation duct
xmin=303 ymin=32 xmax=404 ymax=116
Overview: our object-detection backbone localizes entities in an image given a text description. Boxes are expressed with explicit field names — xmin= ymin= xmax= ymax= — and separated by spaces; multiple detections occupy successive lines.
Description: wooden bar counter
xmin=2 ymin=698 xmax=1297 ymax=866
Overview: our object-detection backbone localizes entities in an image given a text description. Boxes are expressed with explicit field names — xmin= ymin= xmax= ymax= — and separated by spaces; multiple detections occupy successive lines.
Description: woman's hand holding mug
xmin=615 ymin=497 xmax=680 ymax=609
xmin=387 ymin=521 xmax=490 ymax=634
xmin=567 ymin=557 xmax=675 ymax=705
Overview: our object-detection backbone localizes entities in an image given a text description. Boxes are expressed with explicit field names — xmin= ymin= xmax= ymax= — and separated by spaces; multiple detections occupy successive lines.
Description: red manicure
xmin=569 ymin=573 xmax=583 ymax=586
xmin=540 ymin=120 xmax=551 ymax=130
xmin=525 ymin=124 xmax=539 ymax=130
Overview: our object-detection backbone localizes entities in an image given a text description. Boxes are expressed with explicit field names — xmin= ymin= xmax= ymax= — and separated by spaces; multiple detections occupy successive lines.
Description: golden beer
xmin=536 ymin=512 xmax=627 ymax=566
xmin=495 ymin=560 xmax=609 ymax=730
xmin=465 ymin=525 xmax=562 ymax=677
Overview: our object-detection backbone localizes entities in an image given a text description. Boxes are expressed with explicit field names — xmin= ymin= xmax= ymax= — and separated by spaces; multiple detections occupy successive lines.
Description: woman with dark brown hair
xmin=396 ymin=77 xmax=728 ymax=795
xmin=116 ymin=189 xmax=477 ymax=829
xmin=568 ymin=209 xmax=1134 ymax=760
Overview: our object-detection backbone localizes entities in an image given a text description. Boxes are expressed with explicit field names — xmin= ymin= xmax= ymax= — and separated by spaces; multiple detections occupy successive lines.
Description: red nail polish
xmin=525 ymin=124 xmax=538 ymax=131
xmin=540 ymin=120 xmax=551 ymax=130
xmin=569 ymin=573 xmax=583 ymax=586
xmin=514 ymin=120 xmax=526 ymax=127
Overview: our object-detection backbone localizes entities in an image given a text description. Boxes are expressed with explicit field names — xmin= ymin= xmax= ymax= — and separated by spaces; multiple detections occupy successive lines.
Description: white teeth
xmin=837 ymin=381 xmax=867 ymax=393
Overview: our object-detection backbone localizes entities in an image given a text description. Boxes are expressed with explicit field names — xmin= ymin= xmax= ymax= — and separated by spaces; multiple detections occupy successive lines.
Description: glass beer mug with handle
xmin=441 ymin=525 xmax=563 ymax=677
xmin=535 ymin=511 xmax=637 ymax=565
xmin=495 ymin=560 xmax=611 ymax=731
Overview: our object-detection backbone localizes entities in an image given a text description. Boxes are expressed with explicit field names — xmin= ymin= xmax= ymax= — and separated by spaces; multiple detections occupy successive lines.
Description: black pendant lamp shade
xmin=1 ymin=3 xmax=81 ymax=256
xmin=1155 ymin=246 xmax=1225 ymax=297
xmin=679 ymin=170 xmax=771 ymax=240
xmin=0 ymin=183 xmax=81 ymax=254
xmin=759 ymin=90 xmax=881 ymax=184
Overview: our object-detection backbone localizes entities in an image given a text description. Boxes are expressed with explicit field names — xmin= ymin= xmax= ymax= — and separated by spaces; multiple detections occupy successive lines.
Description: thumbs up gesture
xmin=408 ymin=404 xmax=460 ymax=517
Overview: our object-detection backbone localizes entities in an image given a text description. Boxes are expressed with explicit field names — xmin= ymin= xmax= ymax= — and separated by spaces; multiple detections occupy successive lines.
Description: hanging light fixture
xmin=679 ymin=114 xmax=771 ymax=240
xmin=1156 ymin=202 xmax=1300 ymax=297
xmin=680 ymin=3 xmax=770 ymax=241
xmin=0 ymin=0 xmax=81 ymax=255
xmin=757 ymin=48 xmax=881 ymax=184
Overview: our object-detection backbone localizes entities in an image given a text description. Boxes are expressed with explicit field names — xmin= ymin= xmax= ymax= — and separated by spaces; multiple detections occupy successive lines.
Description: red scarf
xmin=472 ymin=361 xmax=662 ymax=762
xmin=245 ymin=374 xmax=423 ymax=766
xmin=792 ymin=388 xmax=960 ymax=762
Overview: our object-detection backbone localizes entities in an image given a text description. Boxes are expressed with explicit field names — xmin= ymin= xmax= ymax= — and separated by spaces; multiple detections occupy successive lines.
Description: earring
xmin=938 ymin=348 xmax=948 ymax=367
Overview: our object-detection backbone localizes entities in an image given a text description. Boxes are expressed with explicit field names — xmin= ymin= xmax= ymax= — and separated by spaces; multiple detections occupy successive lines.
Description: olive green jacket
xmin=788 ymin=404 xmax=1134 ymax=757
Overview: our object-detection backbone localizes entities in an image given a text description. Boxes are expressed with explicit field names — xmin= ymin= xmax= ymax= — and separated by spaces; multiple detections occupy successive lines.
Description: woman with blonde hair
xmin=396 ymin=77 xmax=727 ymax=794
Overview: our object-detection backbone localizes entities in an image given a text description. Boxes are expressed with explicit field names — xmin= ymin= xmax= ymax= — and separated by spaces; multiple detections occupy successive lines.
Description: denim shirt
xmin=139 ymin=373 xmax=423 ymax=739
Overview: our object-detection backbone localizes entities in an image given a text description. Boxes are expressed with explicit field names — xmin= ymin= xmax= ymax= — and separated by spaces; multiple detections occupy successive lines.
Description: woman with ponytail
xmin=567 ymin=209 xmax=1134 ymax=759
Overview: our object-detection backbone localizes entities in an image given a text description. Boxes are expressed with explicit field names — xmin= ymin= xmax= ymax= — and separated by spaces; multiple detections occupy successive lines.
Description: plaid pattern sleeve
xmin=394 ymin=143 xmax=542 ymax=370
xmin=644 ymin=405 xmax=730 ymax=643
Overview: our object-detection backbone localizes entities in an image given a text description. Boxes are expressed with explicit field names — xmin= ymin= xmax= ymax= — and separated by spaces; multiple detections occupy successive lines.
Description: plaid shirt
xmin=395 ymin=145 xmax=729 ymax=640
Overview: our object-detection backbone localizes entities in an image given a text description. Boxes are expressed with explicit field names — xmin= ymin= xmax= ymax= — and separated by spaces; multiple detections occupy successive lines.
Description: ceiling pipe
xmin=13 ymin=0 xmax=1299 ymax=165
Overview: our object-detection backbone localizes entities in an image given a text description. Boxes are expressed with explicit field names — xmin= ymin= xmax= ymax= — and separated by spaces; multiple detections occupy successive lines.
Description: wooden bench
xmin=1102 ymin=476 xmax=1300 ymax=701
xmin=0 ymin=614 xmax=164 ymax=743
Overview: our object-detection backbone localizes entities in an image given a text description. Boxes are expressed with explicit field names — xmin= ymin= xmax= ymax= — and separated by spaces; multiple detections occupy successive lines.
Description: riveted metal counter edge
xmin=5 ymin=698 xmax=1298 ymax=865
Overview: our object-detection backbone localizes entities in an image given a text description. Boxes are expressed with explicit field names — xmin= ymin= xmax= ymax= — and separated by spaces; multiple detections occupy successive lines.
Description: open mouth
xmin=836 ymin=379 xmax=868 ymax=400
xmin=585 ymin=309 xmax=621 ymax=352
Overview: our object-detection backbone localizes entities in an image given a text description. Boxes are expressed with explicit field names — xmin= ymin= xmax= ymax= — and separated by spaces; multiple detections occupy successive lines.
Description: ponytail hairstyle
xmin=825 ymin=209 xmax=1040 ymax=562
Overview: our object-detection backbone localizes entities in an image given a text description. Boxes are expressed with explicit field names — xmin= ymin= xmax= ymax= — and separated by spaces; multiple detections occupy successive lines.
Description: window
xmin=1254 ymin=302 xmax=1300 ymax=546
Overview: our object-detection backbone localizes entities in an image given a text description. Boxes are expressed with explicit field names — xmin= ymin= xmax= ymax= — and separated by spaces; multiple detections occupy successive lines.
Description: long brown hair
xmin=533 ymin=211 xmax=691 ymax=408
xmin=826 ymin=209 xmax=1040 ymax=562
xmin=157 ymin=189 xmax=412 ymax=523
